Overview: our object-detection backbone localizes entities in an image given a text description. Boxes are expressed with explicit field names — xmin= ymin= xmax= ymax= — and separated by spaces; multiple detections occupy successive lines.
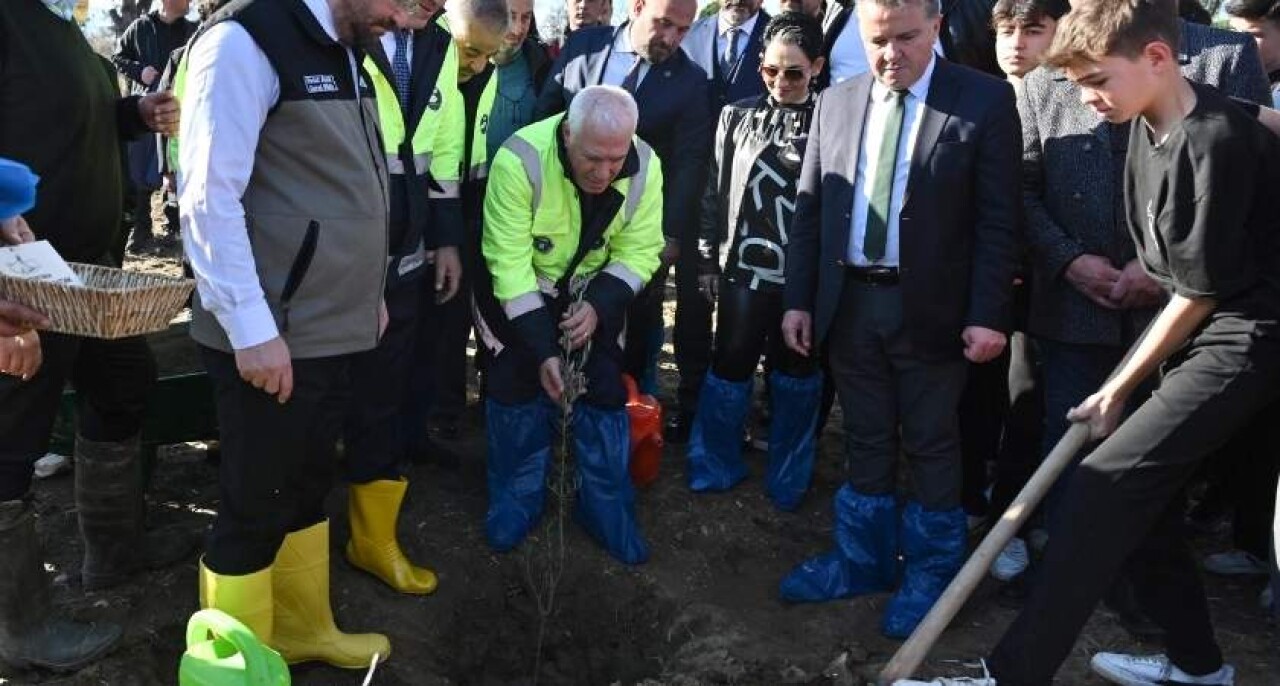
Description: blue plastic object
xmin=572 ymin=403 xmax=649 ymax=564
xmin=0 ymin=158 xmax=38 ymax=220
xmin=765 ymin=371 xmax=822 ymax=511
xmin=780 ymin=485 xmax=898 ymax=602
xmin=485 ymin=397 xmax=555 ymax=551
xmin=881 ymin=502 xmax=966 ymax=638
xmin=686 ymin=372 xmax=752 ymax=492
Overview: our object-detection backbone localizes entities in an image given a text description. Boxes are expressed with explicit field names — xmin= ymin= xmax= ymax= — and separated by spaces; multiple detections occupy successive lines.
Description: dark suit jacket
xmin=536 ymin=24 xmax=712 ymax=243
xmin=784 ymin=58 xmax=1020 ymax=360
xmin=1020 ymin=20 xmax=1271 ymax=347
xmin=681 ymin=11 xmax=769 ymax=113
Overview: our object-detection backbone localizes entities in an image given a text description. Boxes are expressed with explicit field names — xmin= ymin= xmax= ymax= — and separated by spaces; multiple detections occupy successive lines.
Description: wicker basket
xmin=0 ymin=263 xmax=194 ymax=339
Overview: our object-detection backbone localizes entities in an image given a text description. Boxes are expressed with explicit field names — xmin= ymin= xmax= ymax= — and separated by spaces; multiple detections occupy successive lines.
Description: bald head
xmin=628 ymin=0 xmax=697 ymax=63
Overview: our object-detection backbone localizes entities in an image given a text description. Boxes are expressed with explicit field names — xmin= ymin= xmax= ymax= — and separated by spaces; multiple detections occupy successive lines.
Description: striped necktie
xmin=721 ymin=27 xmax=741 ymax=76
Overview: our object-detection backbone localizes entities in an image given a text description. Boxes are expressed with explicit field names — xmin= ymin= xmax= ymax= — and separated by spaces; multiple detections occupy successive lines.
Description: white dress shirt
xmin=828 ymin=15 xmax=946 ymax=85
xmin=601 ymin=24 xmax=651 ymax=88
xmin=179 ymin=0 xmax=357 ymax=350
xmin=847 ymin=55 xmax=936 ymax=267
xmin=828 ymin=15 xmax=870 ymax=84
xmin=716 ymin=12 xmax=759 ymax=72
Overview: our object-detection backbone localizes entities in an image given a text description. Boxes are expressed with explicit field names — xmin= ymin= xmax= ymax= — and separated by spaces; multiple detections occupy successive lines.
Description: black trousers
xmin=988 ymin=315 xmax=1280 ymax=685
xmin=961 ymin=283 xmax=1043 ymax=519
xmin=826 ymin=279 xmax=967 ymax=509
xmin=983 ymin=332 xmax=1046 ymax=531
xmin=422 ymin=247 xmax=478 ymax=425
xmin=0 ymin=333 xmax=156 ymax=501
xmin=1219 ymin=399 xmax=1280 ymax=559
xmin=711 ymin=282 xmax=815 ymax=382
xmin=624 ymin=252 xmax=713 ymax=413
xmin=623 ymin=271 xmax=664 ymax=391
xmin=344 ymin=277 xmax=421 ymax=484
xmin=201 ymin=347 xmax=351 ymax=575
xmin=673 ymin=252 xmax=713 ymax=412
xmin=488 ymin=304 xmax=627 ymax=410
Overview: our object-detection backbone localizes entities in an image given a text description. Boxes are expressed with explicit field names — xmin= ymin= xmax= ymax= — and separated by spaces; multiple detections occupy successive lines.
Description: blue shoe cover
xmin=881 ymin=502 xmax=966 ymax=638
xmin=572 ymin=404 xmax=650 ymax=564
xmin=686 ymin=372 xmax=751 ymax=492
xmin=779 ymin=485 xmax=898 ymax=602
xmin=485 ymin=398 xmax=554 ymax=552
xmin=765 ymin=371 xmax=822 ymax=511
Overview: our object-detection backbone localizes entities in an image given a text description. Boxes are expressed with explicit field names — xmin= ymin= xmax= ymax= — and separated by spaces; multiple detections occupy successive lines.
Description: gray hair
xmin=566 ymin=86 xmax=639 ymax=138
xmin=446 ymin=0 xmax=511 ymax=39
xmin=864 ymin=0 xmax=941 ymax=17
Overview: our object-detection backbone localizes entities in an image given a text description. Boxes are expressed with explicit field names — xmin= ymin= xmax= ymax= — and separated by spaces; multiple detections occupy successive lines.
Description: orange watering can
xmin=623 ymin=374 xmax=663 ymax=487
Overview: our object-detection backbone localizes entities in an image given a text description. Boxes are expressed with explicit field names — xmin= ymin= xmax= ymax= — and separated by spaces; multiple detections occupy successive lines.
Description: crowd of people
xmin=1 ymin=0 xmax=1278 ymax=683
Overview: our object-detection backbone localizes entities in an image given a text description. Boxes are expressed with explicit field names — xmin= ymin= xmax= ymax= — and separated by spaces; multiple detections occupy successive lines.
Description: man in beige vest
xmin=179 ymin=0 xmax=408 ymax=670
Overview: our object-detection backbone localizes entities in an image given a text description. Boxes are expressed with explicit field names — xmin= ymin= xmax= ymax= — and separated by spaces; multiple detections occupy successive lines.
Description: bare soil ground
xmin=2 ymin=252 xmax=1276 ymax=686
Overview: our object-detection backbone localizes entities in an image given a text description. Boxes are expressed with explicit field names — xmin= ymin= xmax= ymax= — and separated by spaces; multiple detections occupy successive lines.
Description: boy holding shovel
xmin=901 ymin=1 xmax=1280 ymax=684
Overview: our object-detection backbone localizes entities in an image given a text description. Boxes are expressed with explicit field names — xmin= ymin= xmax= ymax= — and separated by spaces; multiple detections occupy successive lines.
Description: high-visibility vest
xmin=466 ymin=70 xmax=497 ymax=182
xmin=168 ymin=54 xmax=188 ymax=174
xmin=364 ymin=15 xmax=463 ymax=199
xmin=481 ymin=113 xmax=665 ymax=319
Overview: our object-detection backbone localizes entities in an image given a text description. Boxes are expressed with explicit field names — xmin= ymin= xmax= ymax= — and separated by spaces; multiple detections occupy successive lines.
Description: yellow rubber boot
xmin=197 ymin=558 xmax=273 ymax=642
xmin=346 ymin=478 xmax=438 ymax=595
xmin=270 ymin=521 xmax=390 ymax=669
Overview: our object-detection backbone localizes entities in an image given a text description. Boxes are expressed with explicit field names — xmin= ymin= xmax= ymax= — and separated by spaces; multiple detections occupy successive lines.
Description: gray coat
xmin=1020 ymin=20 xmax=1271 ymax=347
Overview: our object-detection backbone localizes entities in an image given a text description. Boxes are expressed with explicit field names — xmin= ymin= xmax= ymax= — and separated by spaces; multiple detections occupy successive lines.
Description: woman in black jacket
xmin=686 ymin=12 xmax=824 ymax=512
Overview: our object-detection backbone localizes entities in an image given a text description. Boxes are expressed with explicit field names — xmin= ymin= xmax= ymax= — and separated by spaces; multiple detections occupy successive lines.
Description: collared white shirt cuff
xmin=216 ymin=298 xmax=280 ymax=351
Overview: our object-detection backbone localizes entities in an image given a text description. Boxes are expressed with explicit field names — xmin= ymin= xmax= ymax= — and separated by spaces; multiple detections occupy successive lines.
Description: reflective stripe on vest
xmin=498 ymin=135 xmax=652 ymax=224
xmin=502 ymin=135 xmax=543 ymax=213
xmin=364 ymin=31 xmax=457 ymax=178
xmin=468 ymin=71 xmax=498 ymax=181
xmin=168 ymin=53 xmax=190 ymax=175
xmin=386 ymin=152 xmax=433 ymax=176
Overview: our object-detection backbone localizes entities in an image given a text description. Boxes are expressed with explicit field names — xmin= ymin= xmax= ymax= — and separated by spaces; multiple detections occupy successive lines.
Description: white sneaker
xmin=894 ymin=661 xmax=996 ymax=685
xmin=1202 ymin=550 xmax=1268 ymax=576
xmin=893 ymin=679 xmax=996 ymax=685
xmin=1090 ymin=653 xmax=1234 ymax=686
xmin=32 ymin=452 xmax=71 ymax=479
xmin=989 ymin=538 xmax=1029 ymax=581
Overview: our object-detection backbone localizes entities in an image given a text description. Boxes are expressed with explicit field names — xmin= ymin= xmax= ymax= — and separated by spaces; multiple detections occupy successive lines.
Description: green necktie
xmin=864 ymin=90 xmax=906 ymax=262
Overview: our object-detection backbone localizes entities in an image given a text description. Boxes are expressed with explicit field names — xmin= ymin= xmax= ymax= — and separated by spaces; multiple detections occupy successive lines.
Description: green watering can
xmin=179 ymin=609 xmax=290 ymax=686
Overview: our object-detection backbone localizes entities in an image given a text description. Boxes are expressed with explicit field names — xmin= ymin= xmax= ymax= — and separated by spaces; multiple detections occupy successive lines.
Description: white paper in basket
xmin=0 ymin=240 xmax=85 ymax=287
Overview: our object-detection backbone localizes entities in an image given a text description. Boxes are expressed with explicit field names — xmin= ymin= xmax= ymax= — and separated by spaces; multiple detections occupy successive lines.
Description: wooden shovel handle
xmin=877 ymin=422 xmax=1092 ymax=685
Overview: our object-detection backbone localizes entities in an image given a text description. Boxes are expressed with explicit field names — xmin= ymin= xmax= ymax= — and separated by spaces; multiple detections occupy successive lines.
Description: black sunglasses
xmin=759 ymin=65 xmax=808 ymax=82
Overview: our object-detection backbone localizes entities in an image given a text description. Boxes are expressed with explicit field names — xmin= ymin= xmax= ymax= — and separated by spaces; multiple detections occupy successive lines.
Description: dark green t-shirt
xmin=0 ymin=0 xmax=142 ymax=264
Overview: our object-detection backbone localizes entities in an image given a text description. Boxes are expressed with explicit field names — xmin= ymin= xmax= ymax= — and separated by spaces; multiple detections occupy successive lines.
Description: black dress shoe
xmin=431 ymin=419 xmax=461 ymax=441
xmin=664 ymin=412 xmax=694 ymax=445
xmin=410 ymin=436 xmax=461 ymax=470
xmin=1104 ymin=578 xmax=1166 ymax=642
